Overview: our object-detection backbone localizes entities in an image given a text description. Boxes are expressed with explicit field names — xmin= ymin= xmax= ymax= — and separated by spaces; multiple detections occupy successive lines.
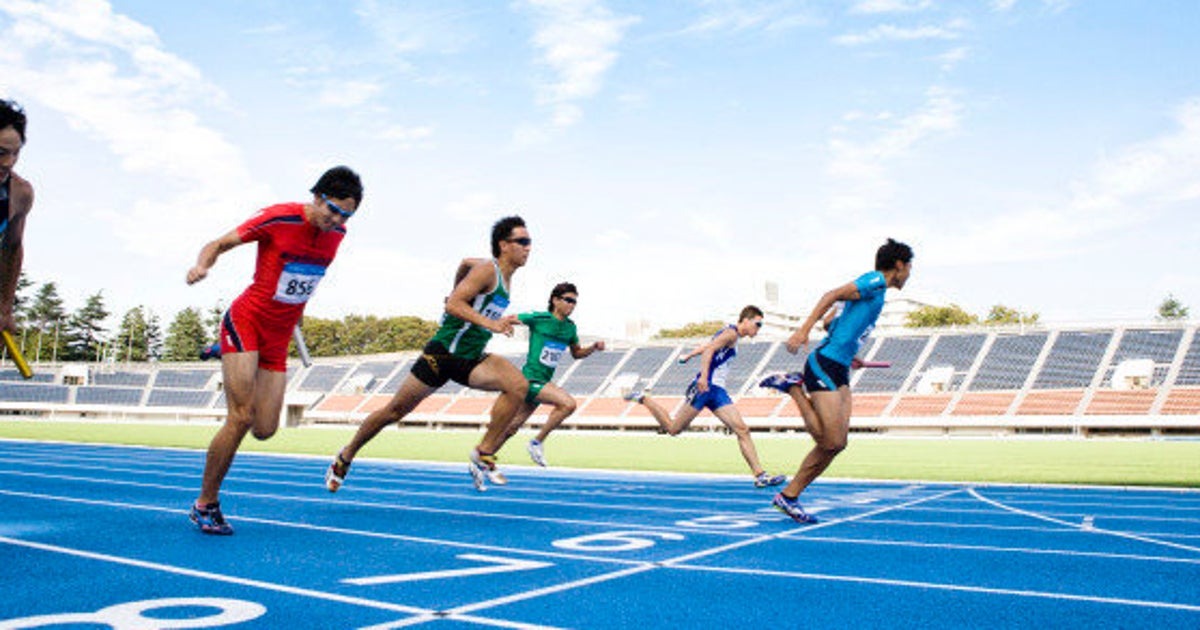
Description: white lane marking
xmin=345 ymin=555 xmax=553 ymax=586
xmin=0 ymin=535 xmax=430 ymax=616
xmin=0 ymin=488 xmax=646 ymax=568
xmin=672 ymin=563 xmax=1200 ymax=613
xmin=443 ymin=487 xmax=957 ymax=617
xmin=0 ymin=470 xmax=766 ymax=540
xmin=787 ymin=534 xmax=1200 ymax=565
xmin=969 ymin=488 xmax=1200 ymax=555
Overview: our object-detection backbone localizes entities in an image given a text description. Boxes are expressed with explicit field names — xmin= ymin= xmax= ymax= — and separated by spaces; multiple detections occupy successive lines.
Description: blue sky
xmin=1 ymin=0 xmax=1197 ymax=341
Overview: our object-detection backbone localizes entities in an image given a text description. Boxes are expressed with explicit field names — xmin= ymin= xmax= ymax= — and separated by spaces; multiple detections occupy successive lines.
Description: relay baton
xmin=858 ymin=360 xmax=891 ymax=368
xmin=293 ymin=326 xmax=312 ymax=368
xmin=2 ymin=330 xmax=32 ymax=379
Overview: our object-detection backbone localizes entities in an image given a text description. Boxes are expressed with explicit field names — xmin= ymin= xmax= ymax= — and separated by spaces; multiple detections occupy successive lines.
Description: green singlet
xmin=518 ymin=311 xmax=579 ymax=384
xmin=430 ymin=260 xmax=510 ymax=360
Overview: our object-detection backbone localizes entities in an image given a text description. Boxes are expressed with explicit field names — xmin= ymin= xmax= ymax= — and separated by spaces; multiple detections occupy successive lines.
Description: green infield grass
xmin=2 ymin=419 xmax=1198 ymax=487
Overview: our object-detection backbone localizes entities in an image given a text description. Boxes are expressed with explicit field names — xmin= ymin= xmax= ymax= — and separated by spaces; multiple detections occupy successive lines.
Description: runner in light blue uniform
xmin=761 ymin=239 xmax=914 ymax=523
xmin=628 ymin=306 xmax=786 ymax=488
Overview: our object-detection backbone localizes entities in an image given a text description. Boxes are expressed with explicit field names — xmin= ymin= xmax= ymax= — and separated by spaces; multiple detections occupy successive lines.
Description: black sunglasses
xmin=559 ymin=296 xmax=577 ymax=304
xmin=507 ymin=237 xmax=533 ymax=246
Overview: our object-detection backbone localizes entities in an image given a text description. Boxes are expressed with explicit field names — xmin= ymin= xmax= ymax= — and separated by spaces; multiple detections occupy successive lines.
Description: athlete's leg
xmin=249 ymin=368 xmax=287 ymax=440
xmin=781 ymin=386 xmax=851 ymax=498
xmin=466 ymin=355 xmax=529 ymax=455
xmin=639 ymin=394 xmax=696 ymax=434
xmin=711 ymin=404 xmax=766 ymax=477
xmin=533 ymin=383 xmax=577 ymax=443
xmin=497 ymin=402 xmax=537 ymax=453
xmin=340 ymin=374 xmax=437 ymax=463
xmin=197 ymin=351 xmax=259 ymax=505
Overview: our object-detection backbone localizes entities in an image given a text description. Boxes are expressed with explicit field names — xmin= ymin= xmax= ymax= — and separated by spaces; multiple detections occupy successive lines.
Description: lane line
xmin=0 ymin=535 xmax=431 ymax=616
xmin=0 ymin=488 xmax=649 ymax=568
xmin=969 ymin=488 xmax=1200 ymax=555
xmin=671 ymin=564 xmax=1200 ymax=613
xmin=441 ymin=487 xmax=960 ymax=617
xmin=784 ymin=534 xmax=1200 ymax=565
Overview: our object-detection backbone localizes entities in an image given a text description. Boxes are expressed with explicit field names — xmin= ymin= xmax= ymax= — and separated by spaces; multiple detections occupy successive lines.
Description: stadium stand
xmin=2 ymin=322 xmax=1198 ymax=436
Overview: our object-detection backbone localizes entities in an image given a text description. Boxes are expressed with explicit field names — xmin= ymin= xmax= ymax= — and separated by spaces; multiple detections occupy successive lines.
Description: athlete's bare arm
xmin=445 ymin=261 xmax=516 ymax=335
xmin=0 ymin=175 xmax=33 ymax=332
xmin=787 ymin=282 xmax=860 ymax=353
xmin=187 ymin=229 xmax=244 ymax=285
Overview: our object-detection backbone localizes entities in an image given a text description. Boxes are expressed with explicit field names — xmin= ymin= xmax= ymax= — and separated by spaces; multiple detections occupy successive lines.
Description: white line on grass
xmin=968 ymin=488 xmax=1200 ymax=555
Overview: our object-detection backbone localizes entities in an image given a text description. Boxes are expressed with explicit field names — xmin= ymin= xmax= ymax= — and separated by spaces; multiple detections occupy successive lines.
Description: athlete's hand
xmin=489 ymin=315 xmax=519 ymax=336
xmin=696 ymin=378 xmax=709 ymax=394
xmin=850 ymin=357 xmax=864 ymax=370
xmin=593 ymin=340 xmax=606 ymax=352
xmin=786 ymin=330 xmax=809 ymax=354
xmin=186 ymin=265 xmax=209 ymax=285
xmin=0 ymin=311 xmax=16 ymax=334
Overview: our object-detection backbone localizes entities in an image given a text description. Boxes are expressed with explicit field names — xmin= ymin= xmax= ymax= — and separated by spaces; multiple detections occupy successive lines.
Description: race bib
xmin=540 ymin=340 xmax=567 ymax=368
xmin=481 ymin=295 xmax=509 ymax=320
xmin=274 ymin=262 xmax=326 ymax=304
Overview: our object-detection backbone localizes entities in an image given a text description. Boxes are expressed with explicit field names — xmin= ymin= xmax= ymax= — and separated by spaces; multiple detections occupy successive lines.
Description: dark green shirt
xmin=519 ymin=311 xmax=579 ymax=383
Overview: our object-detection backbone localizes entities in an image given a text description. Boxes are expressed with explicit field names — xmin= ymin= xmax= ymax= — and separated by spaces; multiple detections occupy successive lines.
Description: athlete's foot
xmin=754 ymin=471 xmax=787 ymax=488
xmin=527 ymin=439 xmax=548 ymax=467
xmin=623 ymin=388 xmax=649 ymax=404
xmin=468 ymin=448 xmax=492 ymax=492
xmin=759 ymin=372 xmax=802 ymax=393
xmin=190 ymin=501 xmax=234 ymax=535
xmin=325 ymin=449 xmax=351 ymax=493
xmin=772 ymin=492 xmax=819 ymax=524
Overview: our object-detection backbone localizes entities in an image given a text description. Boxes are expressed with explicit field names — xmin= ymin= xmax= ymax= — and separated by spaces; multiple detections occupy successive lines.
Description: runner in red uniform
xmin=186 ymin=165 xmax=363 ymax=535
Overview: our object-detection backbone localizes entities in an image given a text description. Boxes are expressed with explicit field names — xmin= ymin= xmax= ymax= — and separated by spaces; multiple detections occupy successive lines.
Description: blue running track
xmin=1 ymin=438 xmax=1199 ymax=628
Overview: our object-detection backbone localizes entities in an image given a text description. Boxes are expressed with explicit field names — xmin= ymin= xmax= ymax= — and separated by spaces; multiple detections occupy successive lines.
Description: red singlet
xmin=220 ymin=203 xmax=345 ymax=371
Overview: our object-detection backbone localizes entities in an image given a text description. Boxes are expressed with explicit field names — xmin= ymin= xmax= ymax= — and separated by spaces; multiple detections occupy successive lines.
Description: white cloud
xmin=833 ymin=20 xmax=967 ymax=46
xmin=380 ymin=124 xmax=435 ymax=149
xmin=0 ymin=0 xmax=268 ymax=258
xmin=849 ymin=0 xmax=934 ymax=15
xmin=317 ymin=79 xmax=383 ymax=109
xmin=676 ymin=1 xmax=821 ymax=35
xmin=828 ymin=86 xmax=963 ymax=179
xmin=990 ymin=0 xmax=1018 ymax=11
xmin=521 ymin=0 xmax=637 ymax=131
xmin=935 ymin=46 xmax=970 ymax=71
xmin=444 ymin=192 xmax=502 ymax=224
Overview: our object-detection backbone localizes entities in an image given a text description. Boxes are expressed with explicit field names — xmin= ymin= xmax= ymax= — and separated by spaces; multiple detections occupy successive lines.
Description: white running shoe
xmin=527 ymin=439 xmax=548 ymax=467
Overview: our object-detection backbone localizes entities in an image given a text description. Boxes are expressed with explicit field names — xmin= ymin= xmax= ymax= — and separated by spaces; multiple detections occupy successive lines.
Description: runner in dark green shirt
xmin=327 ymin=216 xmax=533 ymax=493
xmin=493 ymin=282 xmax=604 ymax=469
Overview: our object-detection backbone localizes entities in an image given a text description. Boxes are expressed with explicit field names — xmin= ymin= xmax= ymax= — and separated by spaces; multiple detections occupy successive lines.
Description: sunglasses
xmin=321 ymin=194 xmax=355 ymax=219
xmin=754 ymin=321 xmax=763 ymax=328
xmin=559 ymin=296 xmax=577 ymax=304
xmin=507 ymin=237 xmax=533 ymax=246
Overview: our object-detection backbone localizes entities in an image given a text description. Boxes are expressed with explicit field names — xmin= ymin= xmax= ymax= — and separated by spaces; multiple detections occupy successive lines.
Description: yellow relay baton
xmin=2 ymin=330 xmax=32 ymax=379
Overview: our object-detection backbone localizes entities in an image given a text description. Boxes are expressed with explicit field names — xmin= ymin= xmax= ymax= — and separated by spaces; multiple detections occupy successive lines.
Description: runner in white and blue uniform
xmin=628 ymin=305 xmax=786 ymax=488
xmin=761 ymin=238 xmax=914 ymax=523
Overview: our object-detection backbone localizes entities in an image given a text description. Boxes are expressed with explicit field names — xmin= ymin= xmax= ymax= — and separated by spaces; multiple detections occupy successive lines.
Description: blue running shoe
xmin=772 ymin=492 xmax=819 ymax=524
xmin=190 ymin=501 xmax=234 ymax=535
xmin=755 ymin=472 xmax=787 ymax=488
xmin=759 ymin=372 xmax=802 ymax=393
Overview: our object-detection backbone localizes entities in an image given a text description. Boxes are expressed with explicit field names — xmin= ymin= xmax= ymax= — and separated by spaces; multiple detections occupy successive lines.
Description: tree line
xmin=8 ymin=275 xmax=438 ymax=364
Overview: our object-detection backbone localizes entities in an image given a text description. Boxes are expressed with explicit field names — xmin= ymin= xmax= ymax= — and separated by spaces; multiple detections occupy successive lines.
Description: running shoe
xmin=485 ymin=454 xmax=508 ymax=486
xmin=623 ymin=388 xmax=648 ymax=404
xmin=755 ymin=472 xmax=787 ymax=488
xmin=325 ymin=449 xmax=351 ymax=493
xmin=190 ymin=501 xmax=234 ymax=535
xmin=758 ymin=372 xmax=802 ymax=393
xmin=527 ymin=439 xmax=548 ymax=467
xmin=468 ymin=448 xmax=492 ymax=492
xmin=772 ymin=492 xmax=819 ymax=524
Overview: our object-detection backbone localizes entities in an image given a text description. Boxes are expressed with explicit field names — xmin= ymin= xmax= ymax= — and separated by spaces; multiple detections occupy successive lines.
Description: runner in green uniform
xmin=326 ymin=216 xmax=532 ymax=492
xmin=495 ymin=282 xmax=605 ymax=471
